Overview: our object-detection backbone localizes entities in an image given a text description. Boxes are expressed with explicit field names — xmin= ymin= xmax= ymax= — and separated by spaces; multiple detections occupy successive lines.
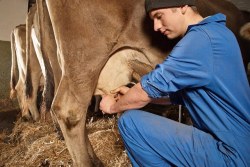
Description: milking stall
xmin=0 ymin=0 xmax=250 ymax=166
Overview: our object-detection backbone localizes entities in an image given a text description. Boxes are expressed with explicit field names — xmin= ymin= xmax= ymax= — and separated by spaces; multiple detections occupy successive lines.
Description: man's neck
xmin=184 ymin=7 xmax=204 ymax=26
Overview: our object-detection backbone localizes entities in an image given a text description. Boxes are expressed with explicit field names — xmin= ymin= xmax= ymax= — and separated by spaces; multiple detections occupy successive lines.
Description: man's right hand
xmin=110 ymin=86 xmax=130 ymax=100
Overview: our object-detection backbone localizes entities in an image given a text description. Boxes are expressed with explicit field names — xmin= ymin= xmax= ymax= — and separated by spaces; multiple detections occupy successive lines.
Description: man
xmin=100 ymin=0 xmax=250 ymax=166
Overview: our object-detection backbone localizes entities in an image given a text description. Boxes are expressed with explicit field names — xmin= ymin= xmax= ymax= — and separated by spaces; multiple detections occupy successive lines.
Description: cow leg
xmin=40 ymin=68 xmax=54 ymax=122
xmin=24 ymin=62 xmax=41 ymax=121
xmin=26 ymin=70 xmax=42 ymax=121
xmin=52 ymin=77 xmax=103 ymax=167
xmin=25 ymin=47 xmax=43 ymax=121
xmin=15 ymin=81 xmax=32 ymax=120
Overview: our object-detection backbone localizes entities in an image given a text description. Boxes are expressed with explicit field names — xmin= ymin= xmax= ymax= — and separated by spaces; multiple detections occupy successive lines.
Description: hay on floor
xmin=0 ymin=116 xmax=131 ymax=167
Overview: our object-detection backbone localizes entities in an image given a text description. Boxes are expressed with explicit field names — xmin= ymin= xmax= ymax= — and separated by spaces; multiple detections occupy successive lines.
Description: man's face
xmin=149 ymin=7 xmax=186 ymax=39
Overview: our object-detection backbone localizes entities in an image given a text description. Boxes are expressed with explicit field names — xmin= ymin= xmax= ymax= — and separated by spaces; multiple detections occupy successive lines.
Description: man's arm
xmin=100 ymin=83 xmax=171 ymax=114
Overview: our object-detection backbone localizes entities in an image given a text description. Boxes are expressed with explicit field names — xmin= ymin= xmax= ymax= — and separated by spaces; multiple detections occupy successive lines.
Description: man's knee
xmin=118 ymin=110 xmax=141 ymax=137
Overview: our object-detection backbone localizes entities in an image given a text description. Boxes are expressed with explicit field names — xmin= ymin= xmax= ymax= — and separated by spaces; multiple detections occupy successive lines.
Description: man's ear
xmin=180 ymin=5 xmax=188 ymax=14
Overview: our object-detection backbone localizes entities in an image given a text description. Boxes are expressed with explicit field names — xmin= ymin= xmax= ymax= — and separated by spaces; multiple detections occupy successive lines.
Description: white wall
xmin=0 ymin=0 xmax=28 ymax=41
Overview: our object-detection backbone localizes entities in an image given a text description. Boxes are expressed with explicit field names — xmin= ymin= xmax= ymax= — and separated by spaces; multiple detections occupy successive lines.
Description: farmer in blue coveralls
xmin=100 ymin=0 xmax=250 ymax=166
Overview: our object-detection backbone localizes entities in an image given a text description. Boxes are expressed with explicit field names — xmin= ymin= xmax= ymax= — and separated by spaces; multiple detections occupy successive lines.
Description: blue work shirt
xmin=141 ymin=13 xmax=250 ymax=166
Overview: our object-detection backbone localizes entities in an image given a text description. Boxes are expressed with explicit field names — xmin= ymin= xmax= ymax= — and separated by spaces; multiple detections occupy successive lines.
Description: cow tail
xmin=10 ymin=29 xmax=18 ymax=99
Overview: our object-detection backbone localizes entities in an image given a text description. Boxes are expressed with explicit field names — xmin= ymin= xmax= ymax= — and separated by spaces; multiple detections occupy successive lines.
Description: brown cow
xmin=43 ymin=0 xmax=249 ymax=166
xmin=10 ymin=24 xmax=42 ymax=121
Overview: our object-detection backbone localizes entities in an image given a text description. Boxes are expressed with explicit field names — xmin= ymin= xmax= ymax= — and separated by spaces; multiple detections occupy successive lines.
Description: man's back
xmin=180 ymin=13 xmax=250 ymax=166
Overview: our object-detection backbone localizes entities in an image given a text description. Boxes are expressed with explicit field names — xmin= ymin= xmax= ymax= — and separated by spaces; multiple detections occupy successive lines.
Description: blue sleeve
xmin=141 ymin=28 xmax=213 ymax=98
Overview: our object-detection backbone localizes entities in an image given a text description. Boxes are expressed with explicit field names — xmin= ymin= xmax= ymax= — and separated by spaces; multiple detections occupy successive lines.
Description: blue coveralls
xmin=118 ymin=13 xmax=250 ymax=167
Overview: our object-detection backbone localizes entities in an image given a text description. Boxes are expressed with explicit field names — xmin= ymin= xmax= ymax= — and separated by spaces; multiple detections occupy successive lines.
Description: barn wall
xmin=0 ymin=0 xmax=28 ymax=41
xmin=0 ymin=40 xmax=19 ymax=112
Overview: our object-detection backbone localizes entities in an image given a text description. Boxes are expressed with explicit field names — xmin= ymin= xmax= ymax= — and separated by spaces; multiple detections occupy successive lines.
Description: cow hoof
xmin=21 ymin=115 xmax=32 ymax=122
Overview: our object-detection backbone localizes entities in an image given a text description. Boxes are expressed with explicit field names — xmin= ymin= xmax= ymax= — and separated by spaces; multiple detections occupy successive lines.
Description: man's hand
xmin=99 ymin=94 xmax=117 ymax=114
xmin=100 ymin=85 xmax=131 ymax=114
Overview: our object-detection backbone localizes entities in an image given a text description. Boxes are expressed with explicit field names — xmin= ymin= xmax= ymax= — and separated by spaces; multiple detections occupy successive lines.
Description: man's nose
xmin=154 ymin=20 xmax=161 ymax=32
